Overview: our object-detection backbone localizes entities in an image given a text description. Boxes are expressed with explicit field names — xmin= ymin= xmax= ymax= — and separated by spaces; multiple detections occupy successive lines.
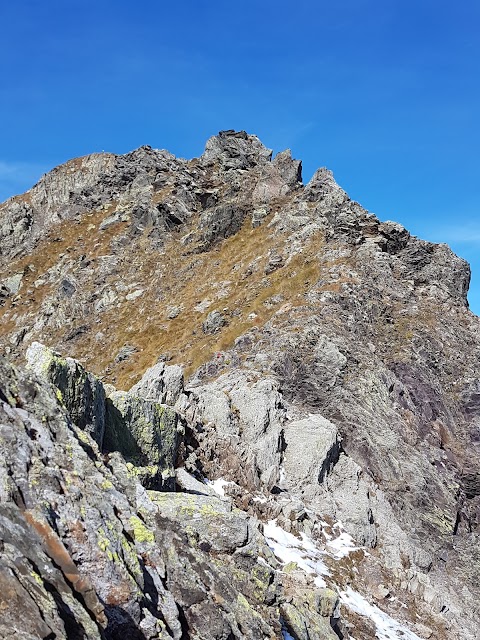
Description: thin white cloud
xmin=0 ymin=160 xmax=47 ymax=202
xmin=0 ymin=160 xmax=45 ymax=182
xmin=428 ymin=225 xmax=480 ymax=245
xmin=411 ymin=218 xmax=480 ymax=247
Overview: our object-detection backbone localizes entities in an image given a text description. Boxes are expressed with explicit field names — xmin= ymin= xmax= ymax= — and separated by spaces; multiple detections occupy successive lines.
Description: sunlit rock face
xmin=0 ymin=130 xmax=479 ymax=639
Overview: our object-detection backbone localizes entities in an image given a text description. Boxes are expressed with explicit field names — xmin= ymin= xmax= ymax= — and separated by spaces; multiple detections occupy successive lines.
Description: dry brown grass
xmin=0 ymin=192 xmax=327 ymax=388
xmin=102 ymin=220 xmax=324 ymax=386
xmin=0 ymin=201 xmax=124 ymax=341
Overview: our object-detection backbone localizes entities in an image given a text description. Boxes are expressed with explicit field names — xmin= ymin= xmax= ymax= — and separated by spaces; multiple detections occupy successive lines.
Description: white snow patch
xmin=340 ymin=587 xmax=423 ymax=640
xmin=264 ymin=520 xmax=420 ymax=640
xmin=263 ymin=520 xmax=330 ymax=579
xmin=327 ymin=531 xmax=360 ymax=558
xmin=314 ymin=575 xmax=327 ymax=588
xmin=257 ymin=556 xmax=273 ymax=569
xmin=205 ymin=478 xmax=230 ymax=496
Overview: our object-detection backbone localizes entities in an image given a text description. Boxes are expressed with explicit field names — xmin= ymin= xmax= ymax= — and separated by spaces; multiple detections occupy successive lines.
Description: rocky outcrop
xmin=0 ymin=355 xmax=349 ymax=640
xmin=26 ymin=342 xmax=181 ymax=488
xmin=201 ymin=129 xmax=273 ymax=170
xmin=26 ymin=340 xmax=107 ymax=445
xmin=130 ymin=362 xmax=184 ymax=407
xmin=1 ymin=130 xmax=479 ymax=639
xmin=104 ymin=390 xmax=180 ymax=488
xmin=282 ymin=414 xmax=341 ymax=486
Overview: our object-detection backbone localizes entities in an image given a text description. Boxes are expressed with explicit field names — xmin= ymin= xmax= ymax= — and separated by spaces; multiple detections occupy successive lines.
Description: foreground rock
xmin=0 ymin=356 xmax=350 ymax=639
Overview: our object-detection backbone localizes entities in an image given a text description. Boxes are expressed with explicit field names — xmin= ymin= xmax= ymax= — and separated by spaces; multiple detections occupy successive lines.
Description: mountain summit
xmin=0 ymin=131 xmax=479 ymax=639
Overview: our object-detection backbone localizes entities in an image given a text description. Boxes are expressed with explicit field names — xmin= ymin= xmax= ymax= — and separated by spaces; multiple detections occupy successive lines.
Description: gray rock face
xmin=199 ymin=202 xmax=249 ymax=247
xmin=130 ymin=361 xmax=184 ymax=406
xmin=202 ymin=309 xmax=227 ymax=334
xmin=182 ymin=371 xmax=287 ymax=491
xmin=283 ymin=414 xmax=341 ymax=486
xmin=105 ymin=390 xmax=180 ymax=487
xmin=0 ymin=153 xmax=115 ymax=259
xmin=148 ymin=492 xmax=250 ymax=553
xmin=201 ymin=129 xmax=273 ymax=170
xmin=26 ymin=342 xmax=181 ymax=488
xmin=253 ymin=149 xmax=302 ymax=204
xmin=3 ymin=272 xmax=24 ymax=295
xmin=174 ymin=468 xmax=219 ymax=496
xmin=0 ymin=145 xmax=192 ymax=260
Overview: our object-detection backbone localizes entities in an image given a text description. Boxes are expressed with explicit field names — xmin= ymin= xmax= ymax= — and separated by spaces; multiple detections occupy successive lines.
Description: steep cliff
xmin=0 ymin=130 xmax=479 ymax=639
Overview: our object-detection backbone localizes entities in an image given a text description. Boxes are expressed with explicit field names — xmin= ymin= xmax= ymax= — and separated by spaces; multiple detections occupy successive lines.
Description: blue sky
xmin=1 ymin=0 xmax=479 ymax=312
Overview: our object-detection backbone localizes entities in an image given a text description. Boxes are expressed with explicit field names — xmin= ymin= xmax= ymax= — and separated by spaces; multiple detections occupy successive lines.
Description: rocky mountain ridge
xmin=1 ymin=130 xmax=479 ymax=639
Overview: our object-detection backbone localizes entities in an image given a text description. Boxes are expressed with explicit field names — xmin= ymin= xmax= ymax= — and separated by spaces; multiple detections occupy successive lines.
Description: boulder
xmin=105 ymin=390 xmax=180 ymax=488
xmin=202 ymin=310 xmax=227 ymax=334
xmin=26 ymin=341 xmax=106 ymax=446
xmin=283 ymin=414 xmax=341 ymax=487
xmin=148 ymin=492 xmax=249 ymax=553
xmin=130 ymin=361 xmax=184 ymax=406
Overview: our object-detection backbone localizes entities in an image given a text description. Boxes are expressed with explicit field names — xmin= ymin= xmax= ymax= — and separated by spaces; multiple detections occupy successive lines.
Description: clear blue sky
xmin=1 ymin=0 xmax=479 ymax=312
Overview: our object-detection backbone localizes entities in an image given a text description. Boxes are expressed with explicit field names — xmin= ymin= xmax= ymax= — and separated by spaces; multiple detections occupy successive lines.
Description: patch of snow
xmin=340 ymin=587 xmax=423 ymax=640
xmin=327 ymin=531 xmax=360 ymax=558
xmin=320 ymin=520 xmax=333 ymax=541
xmin=265 ymin=521 xmax=419 ymax=640
xmin=314 ymin=575 xmax=327 ymax=588
xmin=205 ymin=478 xmax=230 ymax=497
xmin=257 ymin=557 xmax=274 ymax=569
xmin=263 ymin=520 xmax=330 ymax=579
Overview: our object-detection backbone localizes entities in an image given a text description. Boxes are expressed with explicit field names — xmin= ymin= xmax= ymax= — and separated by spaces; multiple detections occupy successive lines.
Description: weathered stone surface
xmin=130 ymin=361 xmax=184 ymax=406
xmin=25 ymin=342 xmax=182 ymax=488
xmin=148 ymin=492 xmax=249 ymax=553
xmin=114 ymin=343 xmax=138 ymax=362
xmin=0 ymin=358 xmax=158 ymax=639
xmin=2 ymin=356 xmax=350 ymax=640
xmin=281 ymin=601 xmax=339 ymax=640
xmin=183 ymin=371 xmax=287 ymax=491
xmin=174 ymin=467 xmax=218 ymax=497
xmin=202 ymin=309 xmax=227 ymax=334
xmin=201 ymin=129 xmax=272 ymax=170
xmin=283 ymin=414 xmax=341 ymax=487
xmin=3 ymin=272 xmax=24 ymax=294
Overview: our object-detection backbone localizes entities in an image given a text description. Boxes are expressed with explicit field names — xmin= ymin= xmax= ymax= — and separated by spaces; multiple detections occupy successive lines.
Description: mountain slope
xmin=0 ymin=130 xmax=479 ymax=639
